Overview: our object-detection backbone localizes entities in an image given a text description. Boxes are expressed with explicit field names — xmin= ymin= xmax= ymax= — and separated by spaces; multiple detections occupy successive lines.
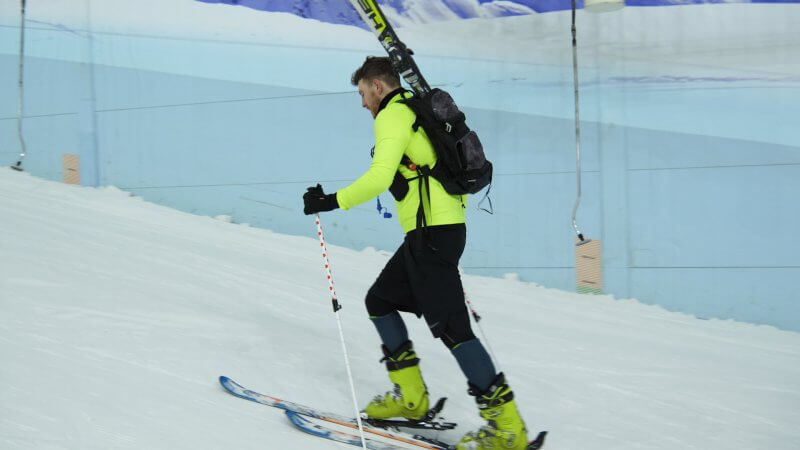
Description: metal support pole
xmin=11 ymin=0 xmax=28 ymax=171
xmin=570 ymin=0 xmax=589 ymax=245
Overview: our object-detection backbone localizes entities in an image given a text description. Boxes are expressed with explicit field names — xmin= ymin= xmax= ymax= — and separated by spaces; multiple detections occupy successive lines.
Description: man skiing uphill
xmin=302 ymin=56 xmax=530 ymax=449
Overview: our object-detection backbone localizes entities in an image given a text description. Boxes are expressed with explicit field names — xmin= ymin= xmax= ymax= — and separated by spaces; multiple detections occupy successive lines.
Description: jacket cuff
xmin=328 ymin=193 xmax=340 ymax=211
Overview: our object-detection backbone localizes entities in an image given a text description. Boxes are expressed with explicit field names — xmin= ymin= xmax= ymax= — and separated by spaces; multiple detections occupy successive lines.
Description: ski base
xmin=220 ymin=376 xmax=453 ymax=431
xmin=365 ymin=417 xmax=457 ymax=431
xmin=291 ymin=413 xmax=547 ymax=450
xmin=287 ymin=410 xmax=450 ymax=449
xmin=411 ymin=430 xmax=547 ymax=450
xmin=363 ymin=397 xmax=457 ymax=431
xmin=220 ymin=376 xmax=453 ymax=448
xmin=220 ymin=376 xmax=545 ymax=449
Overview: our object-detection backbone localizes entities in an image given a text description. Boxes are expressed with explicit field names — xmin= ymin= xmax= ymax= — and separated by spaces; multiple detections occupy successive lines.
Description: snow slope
xmin=1 ymin=169 xmax=799 ymax=449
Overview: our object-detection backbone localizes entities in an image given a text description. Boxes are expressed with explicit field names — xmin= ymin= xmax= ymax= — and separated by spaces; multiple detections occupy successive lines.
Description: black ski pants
xmin=365 ymin=223 xmax=476 ymax=349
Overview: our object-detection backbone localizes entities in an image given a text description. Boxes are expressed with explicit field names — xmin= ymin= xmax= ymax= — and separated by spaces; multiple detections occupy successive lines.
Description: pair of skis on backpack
xmin=219 ymin=376 xmax=546 ymax=449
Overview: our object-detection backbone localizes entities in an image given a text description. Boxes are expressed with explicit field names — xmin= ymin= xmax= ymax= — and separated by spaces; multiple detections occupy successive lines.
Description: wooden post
xmin=63 ymin=153 xmax=80 ymax=185
xmin=576 ymin=239 xmax=603 ymax=294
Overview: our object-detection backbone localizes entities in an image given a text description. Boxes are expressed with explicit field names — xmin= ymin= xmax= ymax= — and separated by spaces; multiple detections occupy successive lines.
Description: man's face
xmin=357 ymin=78 xmax=383 ymax=119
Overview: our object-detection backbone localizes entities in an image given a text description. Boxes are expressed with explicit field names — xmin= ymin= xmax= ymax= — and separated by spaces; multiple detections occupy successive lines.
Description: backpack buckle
xmin=445 ymin=122 xmax=452 ymax=133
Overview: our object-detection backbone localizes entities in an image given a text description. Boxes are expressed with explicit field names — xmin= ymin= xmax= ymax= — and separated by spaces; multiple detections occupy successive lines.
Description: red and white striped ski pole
xmin=314 ymin=214 xmax=367 ymax=449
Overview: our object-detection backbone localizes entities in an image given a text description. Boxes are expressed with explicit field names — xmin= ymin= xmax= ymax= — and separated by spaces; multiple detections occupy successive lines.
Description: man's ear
xmin=373 ymin=78 xmax=383 ymax=95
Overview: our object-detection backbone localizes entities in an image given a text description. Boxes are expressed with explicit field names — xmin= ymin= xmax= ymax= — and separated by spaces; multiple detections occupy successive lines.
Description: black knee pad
xmin=365 ymin=290 xmax=398 ymax=317
xmin=439 ymin=311 xmax=476 ymax=350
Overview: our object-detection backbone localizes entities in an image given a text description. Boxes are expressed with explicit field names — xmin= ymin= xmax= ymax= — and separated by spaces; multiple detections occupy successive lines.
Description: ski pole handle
xmin=315 ymin=214 xmax=342 ymax=313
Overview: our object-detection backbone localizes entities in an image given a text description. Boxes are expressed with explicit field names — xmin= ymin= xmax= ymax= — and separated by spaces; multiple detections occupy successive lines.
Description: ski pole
xmin=314 ymin=214 xmax=367 ymax=449
xmin=463 ymin=291 xmax=501 ymax=370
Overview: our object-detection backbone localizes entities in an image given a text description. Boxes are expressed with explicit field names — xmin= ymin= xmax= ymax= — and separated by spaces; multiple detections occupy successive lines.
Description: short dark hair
xmin=351 ymin=56 xmax=401 ymax=87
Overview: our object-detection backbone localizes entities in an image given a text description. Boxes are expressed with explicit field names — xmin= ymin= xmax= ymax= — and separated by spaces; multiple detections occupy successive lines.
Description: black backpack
xmin=400 ymin=89 xmax=492 ymax=196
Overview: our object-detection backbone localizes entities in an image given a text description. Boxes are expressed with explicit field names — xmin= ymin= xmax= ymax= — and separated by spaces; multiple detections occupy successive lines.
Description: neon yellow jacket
xmin=336 ymin=91 xmax=466 ymax=233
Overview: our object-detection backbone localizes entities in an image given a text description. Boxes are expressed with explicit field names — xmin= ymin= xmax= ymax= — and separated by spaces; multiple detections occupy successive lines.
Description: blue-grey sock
xmin=451 ymin=338 xmax=497 ymax=392
xmin=370 ymin=311 xmax=409 ymax=353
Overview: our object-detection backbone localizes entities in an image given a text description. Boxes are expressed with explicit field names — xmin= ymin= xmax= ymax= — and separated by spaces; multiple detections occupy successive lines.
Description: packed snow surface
xmin=1 ymin=168 xmax=799 ymax=449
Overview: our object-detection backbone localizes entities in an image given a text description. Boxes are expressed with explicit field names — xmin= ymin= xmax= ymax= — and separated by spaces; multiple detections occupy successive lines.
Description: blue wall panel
xmin=1 ymin=2 xmax=798 ymax=331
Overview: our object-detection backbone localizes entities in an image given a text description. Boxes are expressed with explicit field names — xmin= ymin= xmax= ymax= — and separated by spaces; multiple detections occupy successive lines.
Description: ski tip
xmin=219 ymin=376 xmax=238 ymax=389
xmin=527 ymin=431 xmax=548 ymax=449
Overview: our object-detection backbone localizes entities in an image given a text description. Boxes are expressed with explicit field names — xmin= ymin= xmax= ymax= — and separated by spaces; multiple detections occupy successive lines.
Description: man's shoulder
xmin=376 ymin=98 xmax=415 ymax=127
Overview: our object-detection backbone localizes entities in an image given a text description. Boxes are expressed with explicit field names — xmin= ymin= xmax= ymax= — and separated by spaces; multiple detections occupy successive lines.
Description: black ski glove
xmin=303 ymin=184 xmax=339 ymax=215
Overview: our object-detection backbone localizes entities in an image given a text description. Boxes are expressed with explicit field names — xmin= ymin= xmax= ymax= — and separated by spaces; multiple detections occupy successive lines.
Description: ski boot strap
xmin=380 ymin=340 xmax=420 ymax=371
xmin=469 ymin=372 xmax=515 ymax=409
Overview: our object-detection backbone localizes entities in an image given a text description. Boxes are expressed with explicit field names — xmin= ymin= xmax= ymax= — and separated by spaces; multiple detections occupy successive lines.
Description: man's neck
xmin=376 ymin=87 xmax=406 ymax=115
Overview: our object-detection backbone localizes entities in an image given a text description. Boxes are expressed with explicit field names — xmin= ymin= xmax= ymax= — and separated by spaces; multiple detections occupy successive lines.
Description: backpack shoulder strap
xmin=398 ymin=91 xmax=423 ymax=131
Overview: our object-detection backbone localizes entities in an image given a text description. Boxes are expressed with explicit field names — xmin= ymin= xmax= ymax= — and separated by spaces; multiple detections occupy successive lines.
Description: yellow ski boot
xmin=363 ymin=340 xmax=429 ymax=420
xmin=457 ymin=373 xmax=528 ymax=449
